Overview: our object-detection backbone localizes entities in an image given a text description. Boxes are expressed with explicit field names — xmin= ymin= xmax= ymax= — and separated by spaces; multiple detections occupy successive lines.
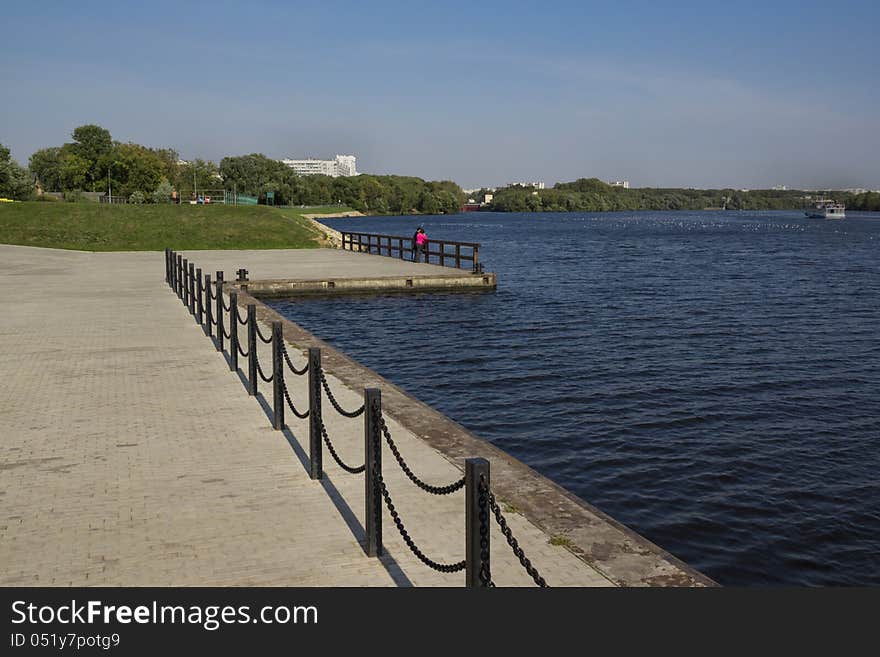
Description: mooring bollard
xmin=196 ymin=267 xmax=203 ymax=326
xmin=188 ymin=262 xmax=195 ymax=315
xmin=229 ymin=292 xmax=238 ymax=372
xmin=215 ymin=278 xmax=224 ymax=352
xmin=465 ymin=457 xmax=491 ymax=588
xmin=308 ymin=347 xmax=323 ymax=480
xmin=204 ymin=274 xmax=213 ymax=338
xmin=247 ymin=304 xmax=257 ymax=396
xmin=272 ymin=321 xmax=284 ymax=430
xmin=364 ymin=388 xmax=383 ymax=557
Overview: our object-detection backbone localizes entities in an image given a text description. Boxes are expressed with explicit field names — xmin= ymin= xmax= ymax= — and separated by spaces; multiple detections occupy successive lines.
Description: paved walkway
xmin=0 ymin=245 xmax=612 ymax=586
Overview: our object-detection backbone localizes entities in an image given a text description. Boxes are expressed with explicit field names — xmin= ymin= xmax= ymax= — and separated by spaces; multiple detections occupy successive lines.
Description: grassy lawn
xmin=0 ymin=202 xmax=343 ymax=251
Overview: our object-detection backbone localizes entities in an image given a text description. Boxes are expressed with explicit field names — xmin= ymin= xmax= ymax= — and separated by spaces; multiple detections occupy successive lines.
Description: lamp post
xmin=107 ymin=162 xmax=119 ymax=203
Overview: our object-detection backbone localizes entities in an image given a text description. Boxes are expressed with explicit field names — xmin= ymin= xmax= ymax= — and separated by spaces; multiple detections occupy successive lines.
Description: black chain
xmin=256 ymin=355 xmax=273 ymax=383
xmin=236 ymin=309 xmax=248 ymax=326
xmin=282 ymin=345 xmax=308 ymax=376
xmin=282 ymin=381 xmax=309 ymax=419
xmin=318 ymin=413 xmax=365 ymax=474
xmin=378 ymin=413 xmax=465 ymax=495
xmin=236 ymin=340 xmax=249 ymax=358
xmin=488 ymin=490 xmax=549 ymax=587
xmin=256 ymin=324 xmax=273 ymax=344
xmin=378 ymin=475 xmax=466 ymax=573
xmin=319 ymin=369 xmax=365 ymax=417
xmin=221 ymin=296 xmax=232 ymax=312
xmin=222 ymin=324 xmax=232 ymax=340
xmin=478 ymin=475 xmax=494 ymax=587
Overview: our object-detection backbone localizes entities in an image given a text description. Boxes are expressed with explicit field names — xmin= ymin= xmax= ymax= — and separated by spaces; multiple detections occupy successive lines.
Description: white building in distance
xmin=609 ymin=180 xmax=630 ymax=189
xmin=281 ymin=155 xmax=357 ymax=177
xmin=507 ymin=181 xmax=545 ymax=189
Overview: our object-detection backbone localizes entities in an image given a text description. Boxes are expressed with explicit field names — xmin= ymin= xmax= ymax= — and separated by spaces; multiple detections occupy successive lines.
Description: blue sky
xmin=2 ymin=0 xmax=878 ymax=189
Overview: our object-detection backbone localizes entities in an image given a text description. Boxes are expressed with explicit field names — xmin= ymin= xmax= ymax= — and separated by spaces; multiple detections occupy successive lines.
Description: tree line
xmin=2 ymin=126 xmax=878 ymax=212
xmin=484 ymin=178 xmax=880 ymax=212
xmin=0 ymin=124 xmax=464 ymax=213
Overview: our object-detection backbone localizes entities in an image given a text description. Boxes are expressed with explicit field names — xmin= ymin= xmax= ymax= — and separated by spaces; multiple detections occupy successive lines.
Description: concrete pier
xmin=0 ymin=244 xmax=713 ymax=586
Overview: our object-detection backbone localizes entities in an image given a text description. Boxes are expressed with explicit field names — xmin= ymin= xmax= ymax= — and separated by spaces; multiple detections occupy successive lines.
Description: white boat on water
xmin=804 ymin=197 xmax=845 ymax=219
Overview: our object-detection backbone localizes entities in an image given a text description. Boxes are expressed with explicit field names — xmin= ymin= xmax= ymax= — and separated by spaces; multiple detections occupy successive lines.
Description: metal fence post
xmin=196 ymin=267 xmax=203 ymax=327
xmin=168 ymin=250 xmax=174 ymax=288
xmin=188 ymin=262 xmax=195 ymax=315
xmin=247 ymin=304 xmax=257 ymax=396
xmin=215 ymin=278 xmax=224 ymax=352
xmin=165 ymin=248 xmax=170 ymax=284
xmin=176 ymin=255 xmax=183 ymax=298
xmin=272 ymin=321 xmax=284 ymax=430
xmin=466 ymin=457 xmax=491 ymax=588
xmin=229 ymin=292 xmax=238 ymax=372
xmin=204 ymin=274 xmax=213 ymax=338
xmin=184 ymin=258 xmax=191 ymax=304
xmin=308 ymin=347 xmax=322 ymax=480
xmin=364 ymin=388 xmax=383 ymax=557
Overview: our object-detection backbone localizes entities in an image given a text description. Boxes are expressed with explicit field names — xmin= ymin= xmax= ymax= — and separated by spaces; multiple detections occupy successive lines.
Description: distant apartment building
xmin=609 ymin=180 xmax=630 ymax=189
xmin=507 ymin=181 xmax=545 ymax=189
xmin=772 ymin=184 xmax=787 ymax=191
xmin=281 ymin=155 xmax=358 ymax=177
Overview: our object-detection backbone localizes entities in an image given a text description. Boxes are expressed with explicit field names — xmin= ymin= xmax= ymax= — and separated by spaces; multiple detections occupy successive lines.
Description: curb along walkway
xmin=0 ymin=245 xmax=612 ymax=586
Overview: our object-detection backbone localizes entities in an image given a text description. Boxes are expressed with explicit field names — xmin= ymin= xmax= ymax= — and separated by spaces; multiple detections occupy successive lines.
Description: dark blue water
xmin=269 ymin=211 xmax=880 ymax=586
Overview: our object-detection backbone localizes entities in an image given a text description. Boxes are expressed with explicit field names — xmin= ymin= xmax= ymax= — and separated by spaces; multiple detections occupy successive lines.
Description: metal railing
xmin=339 ymin=231 xmax=482 ymax=272
xmin=165 ymin=247 xmax=545 ymax=587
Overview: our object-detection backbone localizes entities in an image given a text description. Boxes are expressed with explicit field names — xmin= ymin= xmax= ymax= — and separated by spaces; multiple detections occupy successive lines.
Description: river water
xmin=268 ymin=210 xmax=880 ymax=586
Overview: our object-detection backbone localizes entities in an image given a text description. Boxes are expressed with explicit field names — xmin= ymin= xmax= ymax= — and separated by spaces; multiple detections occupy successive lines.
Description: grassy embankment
xmin=0 ymin=202 xmax=354 ymax=251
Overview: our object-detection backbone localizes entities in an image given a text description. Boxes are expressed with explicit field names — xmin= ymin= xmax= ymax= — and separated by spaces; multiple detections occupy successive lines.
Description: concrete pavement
xmin=0 ymin=244 xmax=616 ymax=586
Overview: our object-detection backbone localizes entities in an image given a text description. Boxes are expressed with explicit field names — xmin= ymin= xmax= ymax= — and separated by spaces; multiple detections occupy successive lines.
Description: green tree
xmin=152 ymin=179 xmax=173 ymax=204
xmin=28 ymin=147 xmax=64 ymax=191
xmin=0 ymin=143 xmax=33 ymax=200
xmin=59 ymin=151 xmax=91 ymax=191
xmin=70 ymin=124 xmax=113 ymax=189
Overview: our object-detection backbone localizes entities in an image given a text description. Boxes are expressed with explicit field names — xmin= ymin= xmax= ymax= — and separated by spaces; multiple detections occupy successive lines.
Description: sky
xmin=2 ymin=0 xmax=878 ymax=189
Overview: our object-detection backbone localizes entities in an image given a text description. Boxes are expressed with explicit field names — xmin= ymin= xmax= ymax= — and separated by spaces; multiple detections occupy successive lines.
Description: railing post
xmin=165 ymin=248 xmax=170 ymax=284
xmin=176 ymin=255 xmax=183 ymax=298
xmin=169 ymin=250 xmax=175 ymax=288
xmin=308 ymin=347 xmax=322 ymax=480
xmin=398 ymin=237 xmax=404 ymax=259
xmin=204 ymin=274 xmax=213 ymax=338
xmin=196 ymin=267 xmax=203 ymax=327
xmin=473 ymin=246 xmax=480 ymax=273
xmin=188 ymin=262 xmax=195 ymax=315
xmin=215 ymin=279 xmax=224 ymax=352
xmin=364 ymin=388 xmax=383 ymax=557
xmin=184 ymin=258 xmax=191 ymax=307
xmin=229 ymin=292 xmax=238 ymax=372
xmin=440 ymin=242 xmax=445 ymax=267
xmin=466 ymin=457 xmax=491 ymax=588
xmin=272 ymin=321 xmax=284 ymax=430
xmin=247 ymin=304 xmax=257 ymax=396
xmin=456 ymin=244 xmax=461 ymax=269
xmin=181 ymin=258 xmax=187 ymax=304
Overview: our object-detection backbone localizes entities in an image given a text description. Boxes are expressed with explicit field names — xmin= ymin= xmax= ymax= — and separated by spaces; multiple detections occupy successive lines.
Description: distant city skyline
xmin=2 ymin=1 xmax=878 ymax=191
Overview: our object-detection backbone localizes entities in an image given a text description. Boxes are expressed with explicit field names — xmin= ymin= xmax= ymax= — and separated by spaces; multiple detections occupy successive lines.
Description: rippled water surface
xmin=269 ymin=211 xmax=880 ymax=585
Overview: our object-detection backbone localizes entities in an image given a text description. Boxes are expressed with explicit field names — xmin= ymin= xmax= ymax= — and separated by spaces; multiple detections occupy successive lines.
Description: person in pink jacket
xmin=413 ymin=226 xmax=428 ymax=262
